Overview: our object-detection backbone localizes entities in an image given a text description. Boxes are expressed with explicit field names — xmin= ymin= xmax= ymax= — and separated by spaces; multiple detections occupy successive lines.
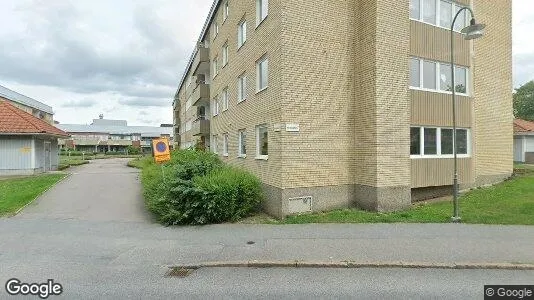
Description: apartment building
xmin=173 ymin=0 xmax=512 ymax=217
xmin=57 ymin=115 xmax=173 ymax=153
xmin=0 ymin=85 xmax=54 ymax=124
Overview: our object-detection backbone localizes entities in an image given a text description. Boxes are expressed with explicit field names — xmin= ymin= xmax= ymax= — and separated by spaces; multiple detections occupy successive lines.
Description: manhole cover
xmin=165 ymin=267 xmax=195 ymax=278
xmin=247 ymin=241 xmax=255 ymax=245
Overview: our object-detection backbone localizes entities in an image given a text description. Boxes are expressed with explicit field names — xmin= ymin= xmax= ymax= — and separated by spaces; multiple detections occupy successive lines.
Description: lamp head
xmin=461 ymin=18 xmax=486 ymax=40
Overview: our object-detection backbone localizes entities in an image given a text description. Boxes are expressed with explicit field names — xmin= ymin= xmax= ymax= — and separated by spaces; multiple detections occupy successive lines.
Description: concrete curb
xmin=12 ymin=173 xmax=71 ymax=217
xmin=170 ymin=261 xmax=534 ymax=271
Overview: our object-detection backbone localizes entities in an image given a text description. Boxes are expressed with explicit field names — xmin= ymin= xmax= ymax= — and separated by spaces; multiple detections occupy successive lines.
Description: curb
xmin=12 ymin=173 xmax=71 ymax=217
xmin=170 ymin=261 xmax=534 ymax=271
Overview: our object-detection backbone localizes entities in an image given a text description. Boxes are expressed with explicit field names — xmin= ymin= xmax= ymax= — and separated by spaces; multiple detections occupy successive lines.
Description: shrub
xmin=126 ymin=145 xmax=141 ymax=155
xmin=140 ymin=149 xmax=262 ymax=225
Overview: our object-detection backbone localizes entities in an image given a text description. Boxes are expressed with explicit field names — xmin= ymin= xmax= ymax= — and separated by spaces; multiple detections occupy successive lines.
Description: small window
xmin=424 ymin=128 xmax=437 ymax=155
xmin=213 ymin=22 xmax=219 ymax=39
xmin=212 ymin=57 xmax=219 ymax=78
xmin=439 ymin=0 xmax=452 ymax=29
xmin=238 ymin=129 xmax=247 ymax=157
xmin=223 ymin=133 xmax=229 ymax=156
xmin=422 ymin=0 xmax=436 ymax=24
xmin=212 ymin=96 xmax=219 ymax=116
xmin=223 ymin=1 xmax=229 ymax=21
xmin=456 ymin=129 xmax=468 ymax=154
xmin=410 ymin=58 xmax=420 ymax=88
xmin=454 ymin=66 xmax=467 ymax=94
xmin=441 ymin=128 xmax=454 ymax=155
xmin=256 ymin=0 xmax=268 ymax=25
xmin=256 ymin=124 xmax=268 ymax=159
xmin=238 ymin=20 xmax=247 ymax=48
xmin=256 ymin=56 xmax=268 ymax=91
xmin=238 ymin=74 xmax=247 ymax=102
xmin=410 ymin=127 xmax=421 ymax=155
xmin=222 ymin=43 xmax=228 ymax=67
xmin=422 ymin=60 xmax=436 ymax=90
xmin=222 ymin=87 xmax=229 ymax=111
xmin=410 ymin=0 xmax=420 ymax=19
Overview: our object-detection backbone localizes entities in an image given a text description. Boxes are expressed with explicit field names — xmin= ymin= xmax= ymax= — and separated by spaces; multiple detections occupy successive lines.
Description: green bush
xmin=126 ymin=145 xmax=141 ymax=155
xmin=140 ymin=149 xmax=262 ymax=225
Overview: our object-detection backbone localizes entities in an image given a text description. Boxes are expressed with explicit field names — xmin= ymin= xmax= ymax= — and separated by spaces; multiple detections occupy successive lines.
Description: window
xmin=238 ymin=20 xmax=247 ymax=48
xmin=212 ymin=96 xmax=219 ymax=116
xmin=212 ymin=57 xmax=219 ymax=78
xmin=256 ymin=56 xmax=268 ymax=91
xmin=222 ymin=87 xmax=229 ymax=111
xmin=410 ymin=127 xmax=421 ymax=155
xmin=212 ymin=135 xmax=218 ymax=154
xmin=238 ymin=129 xmax=247 ymax=157
xmin=223 ymin=1 xmax=229 ymax=21
xmin=439 ymin=0 xmax=452 ymax=28
xmin=185 ymin=120 xmax=192 ymax=132
xmin=213 ymin=22 xmax=219 ymax=39
xmin=410 ymin=0 xmax=420 ymax=19
xmin=238 ymin=74 xmax=247 ymax=102
xmin=422 ymin=60 xmax=436 ymax=90
xmin=422 ymin=0 xmax=436 ymax=24
xmin=410 ymin=58 xmax=420 ymax=88
xmin=223 ymin=133 xmax=229 ymax=156
xmin=256 ymin=0 xmax=268 ymax=25
xmin=222 ymin=44 xmax=228 ymax=67
xmin=411 ymin=0 xmax=468 ymax=32
xmin=185 ymin=96 xmax=192 ymax=111
xmin=411 ymin=126 xmax=470 ymax=157
xmin=424 ymin=128 xmax=437 ymax=155
xmin=410 ymin=57 xmax=469 ymax=95
xmin=256 ymin=125 xmax=268 ymax=159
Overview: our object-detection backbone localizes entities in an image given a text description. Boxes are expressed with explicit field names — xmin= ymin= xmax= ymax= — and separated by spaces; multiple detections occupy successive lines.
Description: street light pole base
xmin=451 ymin=216 xmax=462 ymax=223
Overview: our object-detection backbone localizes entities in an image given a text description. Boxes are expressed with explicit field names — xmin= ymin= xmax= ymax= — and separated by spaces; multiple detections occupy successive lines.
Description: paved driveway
xmin=16 ymin=158 xmax=151 ymax=222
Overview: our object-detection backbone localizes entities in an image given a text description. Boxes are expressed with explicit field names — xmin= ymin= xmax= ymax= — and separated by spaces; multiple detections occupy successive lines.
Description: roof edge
xmin=175 ymin=0 xmax=221 ymax=98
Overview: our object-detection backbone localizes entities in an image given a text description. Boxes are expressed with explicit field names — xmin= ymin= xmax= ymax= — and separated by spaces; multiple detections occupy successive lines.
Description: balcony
xmin=192 ymin=83 xmax=210 ymax=106
xmin=191 ymin=116 xmax=210 ymax=136
xmin=192 ymin=47 xmax=210 ymax=76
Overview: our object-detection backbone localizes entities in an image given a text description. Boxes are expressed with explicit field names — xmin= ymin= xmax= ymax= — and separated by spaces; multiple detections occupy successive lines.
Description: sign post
xmin=152 ymin=138 xmax=171 ymax=183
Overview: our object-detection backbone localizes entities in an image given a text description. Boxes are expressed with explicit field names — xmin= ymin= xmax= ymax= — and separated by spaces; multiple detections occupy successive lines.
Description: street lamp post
xmin=450 ymin=8 xmax=485 ymax=223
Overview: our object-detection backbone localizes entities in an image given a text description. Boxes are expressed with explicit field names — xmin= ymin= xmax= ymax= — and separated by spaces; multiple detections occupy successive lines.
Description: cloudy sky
xmin=0 ymin=1 xmax=532 ymax=126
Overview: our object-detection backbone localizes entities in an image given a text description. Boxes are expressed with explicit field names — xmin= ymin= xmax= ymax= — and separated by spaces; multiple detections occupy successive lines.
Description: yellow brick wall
xmin=472 ymin=0 xmax=513 ymax=177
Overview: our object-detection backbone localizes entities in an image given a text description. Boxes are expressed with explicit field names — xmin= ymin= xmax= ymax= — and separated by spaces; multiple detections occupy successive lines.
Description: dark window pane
xmin=456 ymin=129 xmax=468 ymax=154
xmin=441 ymin=129 xmax=453 ymax=154
xmin=411 ymin=127 xmax=421 ymax=155
xmin=424 ymin=128 xmax=437 ymax=155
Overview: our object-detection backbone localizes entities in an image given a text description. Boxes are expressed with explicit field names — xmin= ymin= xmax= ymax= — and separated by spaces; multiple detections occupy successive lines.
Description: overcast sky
xmin=0 ymin=1 xmax=532 ymax=126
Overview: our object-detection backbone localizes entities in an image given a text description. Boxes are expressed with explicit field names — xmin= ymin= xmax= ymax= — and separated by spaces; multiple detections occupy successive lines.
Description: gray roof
xmin=56 ymin=124 xmax=173 ymax=137
xmin=92 ymin=119 xmax=128 ymax=126
xmin=0 ymin=85 xmax=54 ymax=114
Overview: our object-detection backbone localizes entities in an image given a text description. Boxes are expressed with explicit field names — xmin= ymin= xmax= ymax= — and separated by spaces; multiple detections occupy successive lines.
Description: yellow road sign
xmin=152 ymin=138 xmax=171 ymax=164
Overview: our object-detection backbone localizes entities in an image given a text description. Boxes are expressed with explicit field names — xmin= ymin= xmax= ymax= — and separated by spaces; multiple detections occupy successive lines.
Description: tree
xmin=513 ymin=80 xmax=534 ymax=121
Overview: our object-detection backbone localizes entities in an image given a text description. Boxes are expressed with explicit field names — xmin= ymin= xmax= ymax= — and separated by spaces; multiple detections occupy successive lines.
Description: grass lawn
xmin=0 ymin=174 xmax=66 ymax=216
xmin=59 ymin=157 xmax=90 ymax=170
xmin=259 ymin=172 xmax=534 ymax=225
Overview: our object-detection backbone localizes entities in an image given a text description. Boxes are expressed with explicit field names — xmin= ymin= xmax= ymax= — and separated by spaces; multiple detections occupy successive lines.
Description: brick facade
xmin=174 ymin=0 xmax=513 ymax=217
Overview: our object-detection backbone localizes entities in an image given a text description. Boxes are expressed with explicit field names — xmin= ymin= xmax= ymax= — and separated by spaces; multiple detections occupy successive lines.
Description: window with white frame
xmin=212 ymin=56 xmax=218 ymax=78
xmin=411 ymin=126 xmax=470 ymax=157
xmin=410 ymin=57 xmax=468 ymax=94
xmin=238 ymin=129 xmax=247 ymax=157
xmin=410 ymin=0 xmax=468 ymax=31
xmin=223 ymin=1 xmax=229 ymax=21
xmin=213 ymin=22 xmax=219 ymax=39
xmin=212 ymin=96 xmax=219 ymax=116
xmin=222 ymin=43 xmax=228 ymax=67
xmin=256 ymin=56 xmax=268 ymax=92
xmin=238 ymin=74 xmax=247 ymax=102
xmin=223 ymin=133 xmax=229 ymax=156
xmin=238 ymin=20 xmax=247 ymax=49
xmin=222 ymin=87 xmax=229 ymax=111
xmin=256 ymin=0 xmax=268 ymax=25
xmin=255 ymin=124 xmax=268 ymax=159
xmin=212 ymin=135 xmax=218 ymax=154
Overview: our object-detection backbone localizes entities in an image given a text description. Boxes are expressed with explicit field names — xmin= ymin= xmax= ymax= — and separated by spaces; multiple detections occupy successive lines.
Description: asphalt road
xmin=0 ymin=158 xmax=533 ymax=299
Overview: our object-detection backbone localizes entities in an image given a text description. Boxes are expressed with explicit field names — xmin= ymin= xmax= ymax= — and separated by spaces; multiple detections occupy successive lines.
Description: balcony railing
xmin=192 ymin=83 xmax=210 ymax=106
xmin=191 ymin=117 xmax=210 ymax=136
xmin=192 ymin=47 xmax=210 ymax=76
